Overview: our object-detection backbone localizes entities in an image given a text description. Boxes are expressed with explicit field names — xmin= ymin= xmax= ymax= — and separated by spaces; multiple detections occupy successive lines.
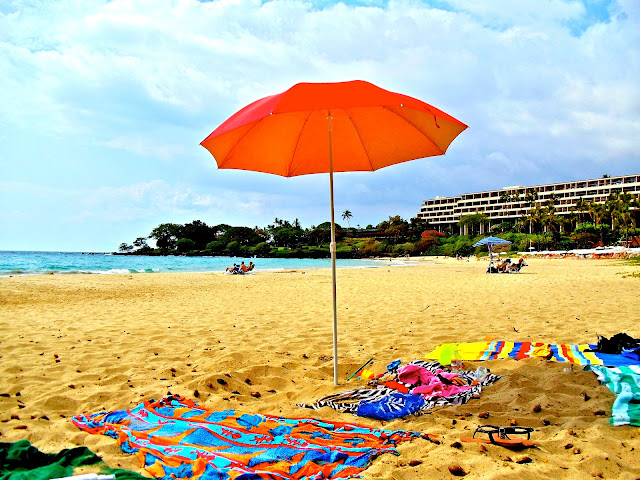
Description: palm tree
xmin=458 ymin=213 xmax=489 ymax=236
xmin=524 ymin=189 xmax=539 ymax=233
xmin=612 ymin=193 xmax=634 ymax=245
xmin=632 ymin=195 xmax=640 ymax=230
xmin=588 ymin=201 xmax=607 ymax=243
xmin=524 ymin=188 xmax=538 ymax=205
xmin=567 ymin=210 xmax=579 ymax=232
xmin=574 ymin=197 xmax=588 ymax=224
xmin=542 ymin=201 xmax=562 ymax=246
xmin=605 ymin=192 xmax=620 ymax=229
xmin=341 ymin=210 xmax=353 ymax=228
xmin=527 ymin=204 xmax=544 ymax=234
xmin=587 ymin=201 xmax=600 ymax=227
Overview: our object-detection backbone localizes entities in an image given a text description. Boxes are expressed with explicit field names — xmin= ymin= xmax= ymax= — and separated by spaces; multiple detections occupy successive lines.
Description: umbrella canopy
xmin=473 ymin=236 xmax=512 ymax=247
xmin=201 ymin=80 xmax=468 ymax=384
xmin=473 ymin=236 xmax=512 ymax=263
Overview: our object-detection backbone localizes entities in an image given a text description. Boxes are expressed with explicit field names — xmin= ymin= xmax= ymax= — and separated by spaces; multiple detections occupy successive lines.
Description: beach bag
xmin=594 ymin=333 xmax=640 ymax=354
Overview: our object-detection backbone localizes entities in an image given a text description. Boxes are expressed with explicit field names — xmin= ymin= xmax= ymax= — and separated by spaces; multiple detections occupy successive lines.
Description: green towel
xmin=591 ymin=365 xmax=640 ymax=426
xmin=0 ymin=439 xmax=146 ymax=480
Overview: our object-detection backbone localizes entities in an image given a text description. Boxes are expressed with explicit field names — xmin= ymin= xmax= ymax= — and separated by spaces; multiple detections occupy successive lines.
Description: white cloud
xmin=104 ymin=136 xmax=186 ymax=161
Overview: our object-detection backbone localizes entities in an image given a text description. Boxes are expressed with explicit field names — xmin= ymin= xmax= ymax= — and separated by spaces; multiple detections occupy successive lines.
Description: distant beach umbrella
xmin=473 ymin=236 xmax=512 ymax=262
xmin=473 ymin=237 xmax=512 ymax=247
xmin=201 ymin=80 xmax=467 ymax=385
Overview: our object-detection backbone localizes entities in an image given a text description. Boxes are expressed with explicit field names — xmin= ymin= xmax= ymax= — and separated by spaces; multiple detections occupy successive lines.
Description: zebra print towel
xmin=299 ymin=360 xmax=500 ymax=420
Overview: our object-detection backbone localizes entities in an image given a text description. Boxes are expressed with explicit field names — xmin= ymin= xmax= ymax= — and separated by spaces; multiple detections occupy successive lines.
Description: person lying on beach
xmin=225 ymin=262 xmax=255 ymax=275
xmin=226 ymin=263 xmax=240 ymax=273
xmin=496 ymin=258 xmax=511 ymax=272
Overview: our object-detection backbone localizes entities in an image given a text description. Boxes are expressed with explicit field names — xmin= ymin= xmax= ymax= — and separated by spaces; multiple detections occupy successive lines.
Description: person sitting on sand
xmin=248 ymin=261 xmax=255 ymax=271
xmin=226 ymin=263 xmax=239 ymax=273
xmin=240 ymin=261 xmax=249 ymax=273
xmin=496 ymin=258 xmax=511 ymax=273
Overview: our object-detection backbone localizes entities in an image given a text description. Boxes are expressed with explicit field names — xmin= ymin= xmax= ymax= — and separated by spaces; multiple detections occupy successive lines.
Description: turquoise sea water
xmin=0 ymin=251 xmax=402 ymax=277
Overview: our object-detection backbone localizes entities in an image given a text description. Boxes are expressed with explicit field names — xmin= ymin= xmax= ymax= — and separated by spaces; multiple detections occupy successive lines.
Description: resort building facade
xmin=416 ymin=173 xmax=640 ymax=234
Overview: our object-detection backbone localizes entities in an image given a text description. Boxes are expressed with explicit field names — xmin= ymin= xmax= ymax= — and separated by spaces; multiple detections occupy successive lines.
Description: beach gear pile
xmin=300 ymin=360 xmax=500 ymax=421
xmin=72 ymin=395 xmax=427 ymax=480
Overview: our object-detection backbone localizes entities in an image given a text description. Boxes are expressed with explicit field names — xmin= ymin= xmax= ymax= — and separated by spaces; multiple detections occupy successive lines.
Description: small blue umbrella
xmin=473 ymin=236 xmax=512 ymax=247
xmin=473 ymin=236 xmax=512 ymax=262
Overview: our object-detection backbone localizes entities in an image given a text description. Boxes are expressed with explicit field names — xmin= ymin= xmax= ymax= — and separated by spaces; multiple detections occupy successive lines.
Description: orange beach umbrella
xmin=201 ymin=80 xmax=467 ymax=384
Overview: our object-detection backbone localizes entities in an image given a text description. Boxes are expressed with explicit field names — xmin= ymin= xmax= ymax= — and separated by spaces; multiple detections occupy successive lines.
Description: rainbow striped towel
xmin=426 ymin=341 xmax=640 ymax=366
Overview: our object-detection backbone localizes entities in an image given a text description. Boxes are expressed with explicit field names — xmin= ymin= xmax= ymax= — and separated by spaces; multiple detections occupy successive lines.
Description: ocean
xmin=0 ymin=251 xmax=405 ymax=277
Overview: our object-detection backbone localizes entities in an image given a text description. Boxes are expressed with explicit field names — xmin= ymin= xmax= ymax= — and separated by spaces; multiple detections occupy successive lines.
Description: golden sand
xmin=1 ymin=257 xmax=639 ymax=479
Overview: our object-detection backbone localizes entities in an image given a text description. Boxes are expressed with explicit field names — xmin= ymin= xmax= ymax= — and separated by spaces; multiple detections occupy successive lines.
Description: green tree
xmin=379 ymin=215 xmax=409 ymax=243
xmin=309 ymin=222 xmax=342 ymax=247
xmin=272 ymin=227 xmax=307 ymax=248
xmin=149 ymin=223 xmax=182 ymax=251
xmin=253 ymin=242 xmax=272 ymax=256
xmin=225 ymin=241 xmax=241 ymax=255
xmin=609 ymin=192 xmax=635 ymax=245
xmin=527 ymin=204 xmax=545 ymax=234
xmin=341 ymin=210 xmax=353 ymax=228
xmin=221 ymin=226 xmax=263 ymax=246
xmin=205 ymin=240 xmax=226 ymax=253
xmin=588 ymin=201 xmax=607 ymax=243
xmin=573 ymin=197 xmax=588 ymax=224
xmin=175 ymin=238 xmax=196 ymax=253
xmin=491 ymin=221 xmax=515 ymax=234
xmin=118 ymin=243 xmax=133 ymax=252
xmin=409 ymin=217 xmax=427 ymax=240
xmin=541 ymin=201 xmax=562 ymax=247
xmin=181 ymin=220 xmax=217 ymax=250
xmin=133 ymin=237 xmax=148 ymax=249
xmin=458 ymin=213 xmax=488 ymax=236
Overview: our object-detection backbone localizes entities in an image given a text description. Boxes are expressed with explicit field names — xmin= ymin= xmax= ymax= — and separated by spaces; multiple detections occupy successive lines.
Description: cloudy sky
xmin=1 ymin=0 xmax=639 ymax=251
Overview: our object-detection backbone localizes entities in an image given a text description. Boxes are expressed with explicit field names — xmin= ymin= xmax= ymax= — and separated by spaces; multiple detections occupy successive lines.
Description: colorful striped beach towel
xmin=72 ymin=395 xmax=424 ymax=480
xmin=590 ymin=365 xmax=640 ymax=426
xmin=425 ymin=341 xmax=640 ymax=366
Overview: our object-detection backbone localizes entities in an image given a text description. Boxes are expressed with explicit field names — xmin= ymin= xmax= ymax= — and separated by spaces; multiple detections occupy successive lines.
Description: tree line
xmin=457 ymin=190 xmax=639 ymax=252
xmin=118 ymin=190 xmax=639 ymax=258
xmin=117 ymin=214 xmax=430 ymax=258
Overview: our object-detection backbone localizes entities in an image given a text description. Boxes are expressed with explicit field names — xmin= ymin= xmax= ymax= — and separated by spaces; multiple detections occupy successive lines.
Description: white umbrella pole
xmin=328 ymin=111 xmax=339 ymax=385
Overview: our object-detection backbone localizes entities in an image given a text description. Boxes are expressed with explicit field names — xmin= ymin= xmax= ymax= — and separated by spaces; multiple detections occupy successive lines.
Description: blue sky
xmin=1 ymin=0 xmax=639 ymax=251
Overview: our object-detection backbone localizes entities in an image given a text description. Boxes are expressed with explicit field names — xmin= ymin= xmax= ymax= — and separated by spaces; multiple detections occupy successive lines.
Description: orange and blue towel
xmin=426 ymin=341 xmax=640 ymax=367
xmin=72 ymin=395 xmax=423 ymax=480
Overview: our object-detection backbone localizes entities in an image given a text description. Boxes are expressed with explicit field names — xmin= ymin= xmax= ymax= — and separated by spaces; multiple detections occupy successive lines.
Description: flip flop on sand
xmin=461 ymin=425 xmax=535 ymax=449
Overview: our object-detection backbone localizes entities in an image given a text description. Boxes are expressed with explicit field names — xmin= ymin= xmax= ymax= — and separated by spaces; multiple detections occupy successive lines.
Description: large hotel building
xmin=417 ymin=173 xmax=640 ymax=234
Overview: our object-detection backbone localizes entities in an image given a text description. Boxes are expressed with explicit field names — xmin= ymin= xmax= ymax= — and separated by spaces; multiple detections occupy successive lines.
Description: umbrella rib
xmin=287 ymin=112 xmax=313 ymax=176
xmin=216 ymin=118 xmax=265 ymax=169
xmin=343 ymin=110 xmax=375 ymax=171
xmin=381 ymin=106 xmax=445 ymax=156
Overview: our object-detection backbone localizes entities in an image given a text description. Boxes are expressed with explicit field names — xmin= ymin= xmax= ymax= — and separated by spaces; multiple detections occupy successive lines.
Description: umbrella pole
xmin=328 ymin=111 xmax=339 ymax=385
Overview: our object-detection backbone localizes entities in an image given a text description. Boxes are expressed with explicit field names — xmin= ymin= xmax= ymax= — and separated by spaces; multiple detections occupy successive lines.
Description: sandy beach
xmin=1 ymin=257 xmax=639 ymax=479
